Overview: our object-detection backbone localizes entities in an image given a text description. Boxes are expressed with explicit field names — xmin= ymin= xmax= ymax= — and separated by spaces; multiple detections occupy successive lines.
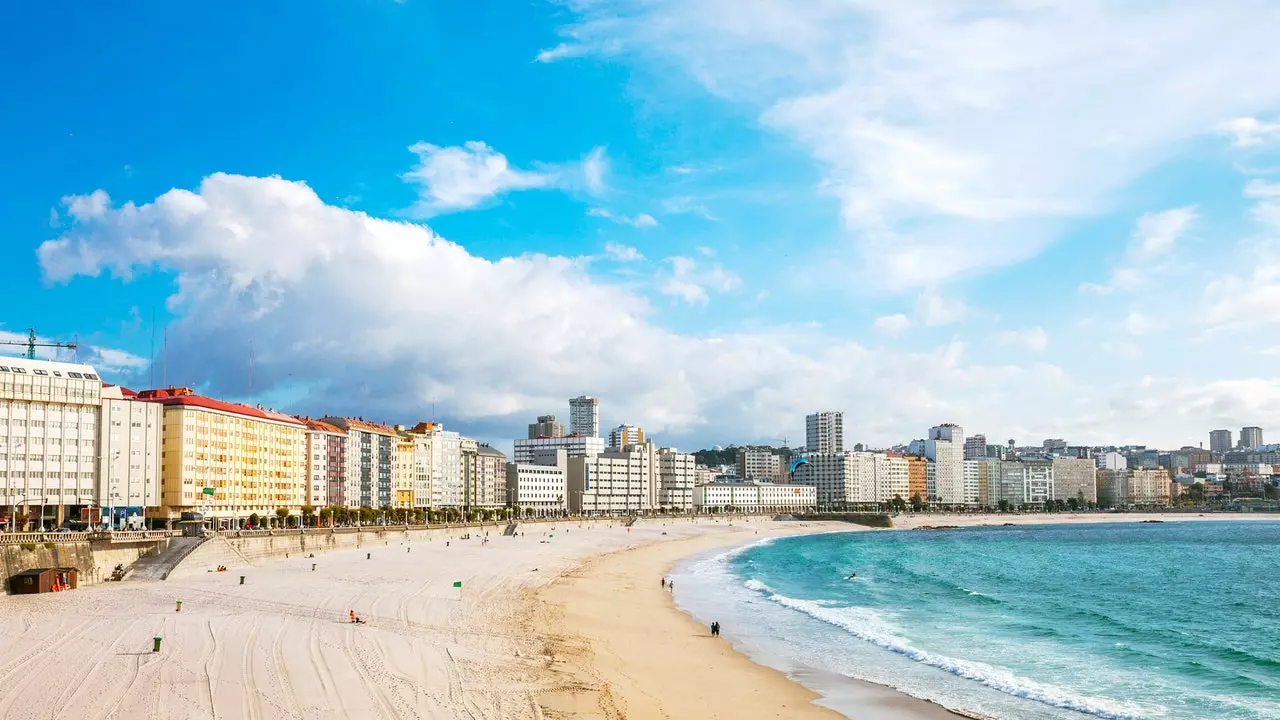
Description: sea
xmin=671 ymin=520 xmax=1280 ymax=720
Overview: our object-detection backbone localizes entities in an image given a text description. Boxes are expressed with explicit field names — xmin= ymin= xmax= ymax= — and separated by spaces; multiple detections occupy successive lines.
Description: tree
xmin=997 ymin=500 xmax=1010 ymax=513
xmin=275 ymin=507 xmax=290 ymax=527
xmin=1066 ymin=497 xmax=1080 ymax=511
xmin=891 ymin=495 xmax=907 ymax=513
xmin=909 ymin=494 xmax=924 ymax=512
xmin=1265 ymin=486 xmax=1280 ymax=501
xmin=359 ymin=506 xmax=376 ymax=524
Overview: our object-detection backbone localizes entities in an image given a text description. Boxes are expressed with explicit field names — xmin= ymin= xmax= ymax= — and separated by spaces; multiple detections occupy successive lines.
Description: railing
xmin=0 ymin=531 xmax=92 ymax=545
xmin=106 ymin=530 xmax=180 ymax=541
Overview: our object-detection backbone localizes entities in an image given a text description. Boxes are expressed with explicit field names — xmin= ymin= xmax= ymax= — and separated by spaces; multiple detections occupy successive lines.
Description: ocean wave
xmin=743 ymin=578 xmax=776 ymax=594
xmin=759 ymin=591 xmax=1155 ymax=720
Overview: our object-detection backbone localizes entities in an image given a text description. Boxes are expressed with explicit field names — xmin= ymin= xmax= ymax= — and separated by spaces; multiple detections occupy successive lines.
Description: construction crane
xmin=0 ymin=328 xmax=78 ymax=360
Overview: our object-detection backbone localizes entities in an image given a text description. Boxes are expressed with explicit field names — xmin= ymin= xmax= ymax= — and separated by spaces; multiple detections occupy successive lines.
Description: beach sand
xmin=0 ymin=511 xmax=1269 ymax=719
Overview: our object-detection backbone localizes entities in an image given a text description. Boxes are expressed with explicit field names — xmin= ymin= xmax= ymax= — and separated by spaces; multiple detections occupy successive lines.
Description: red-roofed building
xmin=137 ymin=388 xmax=306 ymax=525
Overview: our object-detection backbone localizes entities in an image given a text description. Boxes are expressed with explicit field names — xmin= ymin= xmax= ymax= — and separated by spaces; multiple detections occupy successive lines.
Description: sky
xmin=5 ymin=0 xmax=1280 ymax=453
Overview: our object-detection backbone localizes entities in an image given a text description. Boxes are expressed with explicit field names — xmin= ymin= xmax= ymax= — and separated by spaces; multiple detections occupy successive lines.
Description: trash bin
xmin=153 ymin=637 xmax=162 ymax=652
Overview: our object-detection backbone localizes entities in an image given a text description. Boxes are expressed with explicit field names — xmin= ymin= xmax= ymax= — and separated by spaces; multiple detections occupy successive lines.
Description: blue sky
xmin=5 ymin=1 xmax=1280 ymax=451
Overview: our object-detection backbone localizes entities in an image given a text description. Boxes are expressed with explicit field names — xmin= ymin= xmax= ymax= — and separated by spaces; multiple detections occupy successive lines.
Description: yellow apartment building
xmin=141 ymin=388 xmax=306 ymax=527
xmin=394 ymin=436 xmax=414 ymax=509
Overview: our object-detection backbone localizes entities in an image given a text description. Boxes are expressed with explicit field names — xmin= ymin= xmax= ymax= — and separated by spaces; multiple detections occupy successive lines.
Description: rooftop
xmin=137 ymin=388 xmax=303 ymax=425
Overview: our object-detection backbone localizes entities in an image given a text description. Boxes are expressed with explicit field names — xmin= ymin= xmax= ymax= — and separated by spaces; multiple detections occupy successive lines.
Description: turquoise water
xmin=673 ymin=521 xmax=1280 ymax=719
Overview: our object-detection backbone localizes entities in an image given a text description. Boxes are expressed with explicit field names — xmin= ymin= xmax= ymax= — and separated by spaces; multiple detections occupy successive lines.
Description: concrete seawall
xmin=1 ymin=538 xmax=171 ymax=589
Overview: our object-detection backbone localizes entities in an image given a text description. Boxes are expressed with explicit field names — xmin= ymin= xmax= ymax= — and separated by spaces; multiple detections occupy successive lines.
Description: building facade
xmin=473 ymin=444 xmax=507 ymax=509
xmin=569 ymin=395 xmax=599 ymax=438
xmin=1098 ymin=469 xmax=1171 ymax=507
xmin=1241 ymin=426 xmax=1264 ymax=450
xmin=608 ymin=424 xmax=646 ymax=449
xmin=301 ymin=418 xmax=345 ymax=509
xmin=567 ymin=443 xmax=657 ymax=515
xmin=394 ymin=436 xmax=414 ymax=508
xmin=926 ymin=424 xmax=966 ymax=505
xmin=1209 ymin=429 xmax=1233 ymax=454
xmin=737 ymin=446 xmax=782 ymax=483
xmin=964 ymin=433 xmax=988 ymax=460
xmin=1095 ymin=451 xmax=1127 ymax=471
xmin=507 ymin=448 xmax=567 ymax=516
xmin=323 ymin=417 xmax=396 ymax=509
xmin=144 ymin=388 xmax=306 ymax=525
xmin=906 ymin=455 xmax=928 ymax=501
xmin=1052 ymin=457 xmax=1097 ymax=504
xmin=658 ymin=447 xmax=696 ymax=511
xmin=0 ymin=357 xmax=104 ymax=530
xmin=805 ymin=411 xmax=844 ymax=454
xmin=99 ymin=385 xmax=162 ymax=528
xmin=528 ymin=414 xmax=565 ymax=439
xmin=693 ymin=482 xmax=816 ymax=513
xmin=513 ymin=434 xmax=606 ymax=464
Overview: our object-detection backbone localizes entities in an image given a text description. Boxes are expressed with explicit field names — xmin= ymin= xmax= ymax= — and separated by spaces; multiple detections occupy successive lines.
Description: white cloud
xmin=535 ymin=42 xmax=589 ymax=63
xmin=915 ymin=289 xmax=967 ymax=327
xmin=1079 ymin=206 xmax=1197 ymax=294
xmin=604 ymin=242 xmax=644 ymax=262
xmin=995 ymin=327 xmax=1048 ymax=352
xmin=587 ymin=207 xmax=658 ymax=228
xmin=402 ymin=141 xmax=556 ymax=216
xmin=1218 ymin=117 xmax=1280 ymax=147
xmin=38 ymin=172 xmax=1280 ymax=448
xmin=61 ymin=189 xmax=111 ymax=221
xmin=659 ymin=255 xmax=740 ymax=306
xmin=873 ymin=314 xmax=911 ymax=337
xmin=0 ymin=328 xmax=144 ymax=373
xmin=582 ymin=146 xmax=608 ymax=195
xmin=551 ymin=1 xmax=1280 ymax=287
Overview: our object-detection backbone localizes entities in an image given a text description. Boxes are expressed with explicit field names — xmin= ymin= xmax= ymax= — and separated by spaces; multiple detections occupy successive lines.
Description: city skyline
xmin=7 ymin=3 xmax=1280 ymax=452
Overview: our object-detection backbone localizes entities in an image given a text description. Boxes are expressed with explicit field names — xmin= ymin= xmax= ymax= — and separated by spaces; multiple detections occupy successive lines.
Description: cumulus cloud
xmin=61 ymin=189 xmax=112 ymax=221
xmin=1218 ymin=117 xmax=1280 ymax=147
xmin=995 ymin=327 xmax=1048 ymax=352
xmin=915 ymin=289 xmax=967 ymax=327
xmin=549 ymin=0 xmax=1280 ymax=287
xmin=659 ymin=255 xmax=740 ymax=306
xmin=0 ymin=328 xmax=144 ymax=373
xmin=37 ymin=173 xmax=1280 ymax=448
xmin=587 ymin=207 xmax=658 ymax=227
xmin=873 ymin=314 xmax=911 ymax=337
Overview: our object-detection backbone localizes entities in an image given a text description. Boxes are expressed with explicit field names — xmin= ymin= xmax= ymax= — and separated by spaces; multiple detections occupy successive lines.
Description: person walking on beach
xmin=711 ymin=621 xmax=720 ymax=637
xmin=661 ymin=577 xmax=666 ymax=588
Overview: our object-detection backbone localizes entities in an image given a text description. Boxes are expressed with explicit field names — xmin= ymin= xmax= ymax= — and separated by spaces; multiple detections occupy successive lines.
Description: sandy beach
xmin=0 ymin=512 xmax=1272 ymax=719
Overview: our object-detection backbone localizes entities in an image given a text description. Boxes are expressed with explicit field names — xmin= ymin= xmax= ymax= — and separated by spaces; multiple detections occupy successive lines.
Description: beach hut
xmin=8 ymin=568 xmax=78 ymax=595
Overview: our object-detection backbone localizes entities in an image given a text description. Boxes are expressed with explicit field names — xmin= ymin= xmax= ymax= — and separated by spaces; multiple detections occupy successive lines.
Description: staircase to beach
xmin=125 ymin=536 xmax=208 ymax=582
xmin=503 ymin=522 xmax=520 ymax=537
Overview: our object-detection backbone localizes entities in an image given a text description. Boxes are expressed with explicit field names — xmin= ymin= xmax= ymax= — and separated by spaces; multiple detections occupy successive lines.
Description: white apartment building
xmin=793 ymin=452 xmax=854 ymax=506
xmin=513 ymin=434 xmax=606 ymax=464
xmin=608 ymin=424 xmax=646 ymax=450
xmin=507 ymin=448 xmax=567 ymax=516
xmin=569 ymin=395 xmax=599 ymax=437
xmin=926 ymin=424 xmax=966 ymax=505
xmin=1052 ymin=457 xmax=1097 ymax=504
xmin=737 ymin=446 xmax=781 ymax=482
xmin=793 ymin=451 xmax=907 ymax=506
xmin=567 ymin=443 xmax=656 ymax=515
xmin=99 ymin=385 xmax=162 ymax=528
xmin=967 ymin=458 xmax=1002 ymax=507
xmin=806 ymin=411 xmax=844 ymax=454
xmin=693 ymin=482 xmax=816 ymax=512
xmin=873 ymin=453 xmax=910 ymax=503
xmin=658 ymin=447 xmax=695 ymax=511
xmin=1095 ymin=451 xmax=1127 ymax=471
xmin=435 ymin=429 xmax=462 ymax=508
xmin=0 ymin=357 xmax=104 ymax=530
xmin=473 ymin=444 xmax=507 ymax=509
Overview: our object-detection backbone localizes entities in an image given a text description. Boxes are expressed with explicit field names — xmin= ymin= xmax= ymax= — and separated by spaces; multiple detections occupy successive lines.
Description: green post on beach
xmin=153 ymin=637 xmax=162 ymax=652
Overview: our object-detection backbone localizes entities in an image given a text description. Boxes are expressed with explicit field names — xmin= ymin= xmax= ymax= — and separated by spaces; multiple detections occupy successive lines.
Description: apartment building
xmin=323 ymin=417 xmax=396 ymax=509
xmin=527 ymin=414 xmax=564 ymax=439
xmin=805 ymin=411 xmax=844 ymax=454
xmin=99 ymin=385 xmax=162 ymax=528
xmin=0 ymin=357 xmax=104 ymax=530
xmin=507 ymin=448 xmax=567 ymax=516
xmin=513 ymin=434 xmax=606 ymax=464
xmin=474 ymin=444 xmax=508 ymax=508
xmin=693 ymin=482 xmax=816 ymax=512
xmin=658 ymin=447 xmax=696 ymax=511
xmin=1052 ymin=457 xmax=1097 ymax=504
xmin=143 ymin=388 xmax=306 ymax=525
xmin=1097 ymin=469 xmax=1171 ymax=507
xmin=394 ymin=436 xmax=414 ymax=508
xmin=568 ymin=395 xmax=599 ymax=437
xmin=906 ymin=455 xmax=928 ymax=501
xmin=301 ymin=418 xmax=345 ymax=509
xmin=737 ymin=445 xmax=781 ymax=483
xmin=608 ymin=424 xmax=646 ymax=450
xmin=926 ymin=424 xmax=966 ymax=505
xmin=567 ymin=443 xmax=656 ymax=515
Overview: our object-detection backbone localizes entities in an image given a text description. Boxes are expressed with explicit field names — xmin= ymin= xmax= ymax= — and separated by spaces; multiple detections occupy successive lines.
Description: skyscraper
xmin=528 ymin=414 xmax=565 ymax=439
xmin=1240 ymin=426 xmax=1264 ymax=449
xmin=1209 ymin=429 xmax=1232 ymax=454
xmin=806 ymin=411 xmax=844 ymax=454
xmin=569 ymin=395 xmax=599 ymax=437
xmin=608 ymin=423 xmax=646 ymax=449
xmin=926 ymin=423 xmax=966 ymax=505
xmin=964 ymin=433 xmax=987 ymax=460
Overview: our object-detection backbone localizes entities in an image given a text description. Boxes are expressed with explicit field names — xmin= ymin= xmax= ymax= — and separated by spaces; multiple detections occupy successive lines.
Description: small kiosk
xmin=9 ymin=568 xmax=78 ymax=594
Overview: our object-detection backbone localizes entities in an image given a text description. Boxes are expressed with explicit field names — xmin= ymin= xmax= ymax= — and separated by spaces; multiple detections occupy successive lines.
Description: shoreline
xmin=529 ymin=512 xmax=1280 ymax=720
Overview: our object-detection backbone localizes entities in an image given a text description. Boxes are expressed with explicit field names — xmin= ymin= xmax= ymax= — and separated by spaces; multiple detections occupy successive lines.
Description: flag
xmin=452 ymin=581 xmax=462 ymax=588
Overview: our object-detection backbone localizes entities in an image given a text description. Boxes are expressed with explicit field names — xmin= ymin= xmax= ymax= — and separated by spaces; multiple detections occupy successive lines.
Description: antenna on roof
xmin=149 ymin=306 xmax=155 ymax=388
xmin=248 ymin=340 xmax=254 ymax=395
xmin=163 ymin=328 xmax=168 ymax=388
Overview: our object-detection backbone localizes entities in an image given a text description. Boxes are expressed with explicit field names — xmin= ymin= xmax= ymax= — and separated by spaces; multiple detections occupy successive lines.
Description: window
xmin=67 ymin=372 xmax=82 ymax=379
xmin=33 ymin=369 xmax=48 ymax=376
xmin=83 ymin=374 xmax=97 ymax=380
